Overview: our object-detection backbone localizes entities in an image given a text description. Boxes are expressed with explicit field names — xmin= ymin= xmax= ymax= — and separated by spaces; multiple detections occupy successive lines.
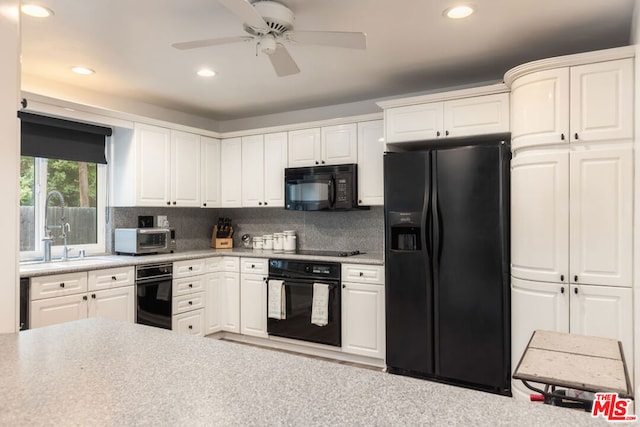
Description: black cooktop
xmin=294 ymin=250 xmax=363 ymax=257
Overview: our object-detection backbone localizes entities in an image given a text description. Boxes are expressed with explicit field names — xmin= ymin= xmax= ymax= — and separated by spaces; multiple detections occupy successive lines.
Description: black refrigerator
xmin=384 ymin=138 xmax=511 ymax=396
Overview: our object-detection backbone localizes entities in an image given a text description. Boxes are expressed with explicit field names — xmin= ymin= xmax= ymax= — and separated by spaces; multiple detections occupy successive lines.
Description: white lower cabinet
xmin=341 ymin=264 xmax=385 ymax=359
xmin=30 ymin=267 xmax=135 ymax=329
xmin=172 ymin=309 xmax=204 ymax=335
xmin=172 ymin=260 xmax=206 ymax=336
xmin=205 ymin=257 xmax=240 ymax=335
xmin=511 ymin=277 xmax=633 ymax=400
xmin=240 ymin=258 xmax=268 ymax=338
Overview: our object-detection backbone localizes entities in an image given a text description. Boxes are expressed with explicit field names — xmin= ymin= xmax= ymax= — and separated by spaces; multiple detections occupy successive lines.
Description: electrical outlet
xmin=157 ymin=215 xmax=168 ymax=228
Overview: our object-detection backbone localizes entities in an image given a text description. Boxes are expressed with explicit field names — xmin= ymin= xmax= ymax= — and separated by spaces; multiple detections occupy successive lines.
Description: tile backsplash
xmin=108 ymin=206 xmax=384 ymax=254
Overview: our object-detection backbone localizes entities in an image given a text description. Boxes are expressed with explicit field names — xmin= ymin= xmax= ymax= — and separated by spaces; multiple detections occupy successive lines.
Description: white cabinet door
xmin=88 ymin=287 xmax=135 ymax=323
xmin=173 ymin=309 xmax=205 ymax=336
xmin=220 ymin=138 xmax=242 ymax=207
xmin=511 ymin=278 xmax=569 ymax=400
xmin=220 ymin=271 xmax=240 ymax=333
xmin=511 ymin=151 xmax=569 ymax=283
xmin=443 ymin=93 xmax=509 ymax=138
xmin=240 ymin=273 xmax=267 ymax=338
xmin=570 ymin=59 xmax=633 ymax=143
xmin=241 ymin=135 xmax=265 ymax=207
xmin=385 ymin=102 xmax=444 ymax=143
xmin=30 ymin=294 xmax=88 ymax=328
xmin=135 ymin=123 xmax=171 ymax=206
xmin=263 ymin=132 xmax=288 ymax=207
xmin=341 ymin=282 xmax=384 ymax=358
xmin=356 ymin=120 xmax=384 ymax=206
xmin=201 ymin=136 xmax=221 ymax=208
xmin=569 ymin=148 xmax=632 ymax=287
xmin=510 ymin=68 xmax=570 ymax=150
xmin=205 ymin=273 xmax=222 ymax=334
xmin=288 ymin=128 xmax=321 ymax=167
xmin=170 ymin=130 xmax=201 ymax=207
xmin=569 ymin=284 xmax=633 ymax=375
xmin=322 ymin=123 xmax=357 ymax=165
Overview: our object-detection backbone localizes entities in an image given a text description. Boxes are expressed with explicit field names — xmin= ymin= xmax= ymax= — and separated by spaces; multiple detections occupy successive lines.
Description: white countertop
xmin=20 ymin=248 xmax=384 ymax=278
xmin=0 ymin=318 xmax=606 ymax=426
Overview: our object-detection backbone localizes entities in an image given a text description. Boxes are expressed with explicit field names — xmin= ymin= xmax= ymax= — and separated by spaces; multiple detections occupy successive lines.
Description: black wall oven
xmin=267 ymin=259 xmax=341 ymax=347
xmin=136 ymin=263 xmax=173 ymax=330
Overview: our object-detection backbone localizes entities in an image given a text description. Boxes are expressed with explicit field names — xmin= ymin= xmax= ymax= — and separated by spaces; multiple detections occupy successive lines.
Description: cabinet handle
xmin=264 ymin=202 xmax=268 ymax=206
xmin=166 ymin=201 xmax=170 ymax=206
xmin=188 ymin=283 xmax=193 ymax=288
xmin=359 ymin=272 xmax=364 ymax=277
xmin=560 ymin=275 xmax=564 ymax=282
xmin=59 ymin=282 xmax=65 ymax=288
xmin=188 ymin=266 xmax=193 ymax=271
xmin=342 ymin=284 xmax=346 ymax=289
xmin=173 ymin=201 xmax=177 ymax=205
xmin=315 ymin=161 xmax=319 ymax=165
xmin=574 ymin=275 xmax=578 ymax=282
xmin=83 ymin=295 xmax=88 ymax=300
xmin=561 ymin=133 xmax=565 ymax=141
xmin=358 ymin=200 xmax=362 ymax=204
xmin=258 ymin=202 xmax=262 ymax=206
xmin=574 ymin=287 xmax=578 ymax=295
xmin=436 ymin=131 xmax=440 ymax=137
xmin=561 ymin=287 xmax=565 ymax=294
xmin=574 ymin=132 xmax=579 ymax=140
xmin=445 ymin=130 xmax=450 ymax=136
xmin=203 ymin=203 xmax=207 ymax=207
xmin=91 ymin=294 xmax=96 ymax=299
xmin=188 ymin=325 xmax=193 ymax=329
xmin=188 ymin=301 xmax=193 ymax=305
xmin=111 ymin=276 xmax=117 ymax=281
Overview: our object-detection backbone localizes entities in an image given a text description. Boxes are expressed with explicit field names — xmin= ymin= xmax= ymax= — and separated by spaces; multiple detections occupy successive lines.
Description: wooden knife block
xmin=211 ymin=225 xmax=233 ymax=249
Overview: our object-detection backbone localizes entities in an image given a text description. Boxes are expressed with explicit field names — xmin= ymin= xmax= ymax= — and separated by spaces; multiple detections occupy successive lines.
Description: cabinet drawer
xmin=223 ymin=256 xmax=240 ymax=272
xmin=173 ymin=291 xmax=205 ymax=315
xmin=173 ymin=259 xmax=206 ymax=278
xmin=342 ymin=264 xmax=384 ymax=284
xmin=30 ymin=272 xmax=88 ymax=300
xmin=205 ymin=257 xmax=223 ymax=273
xmin=173 ymin=309 xmax=205 ymax=336
xmin=173 ymin=275 xmax=205 ymax=296
xmin=88 ymin=266 xmax=135 ymax=291
xmin=241 ymin=258 xmax=268 ymax=275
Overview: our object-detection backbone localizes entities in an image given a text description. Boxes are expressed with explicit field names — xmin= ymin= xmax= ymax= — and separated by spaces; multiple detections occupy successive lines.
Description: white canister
xmin=283 ymin=230 xmax=296 ymax=236
xmin=273 ymin=233 xmax=284 ymax=252
xmin=252 ymin=236 xmax=263 ymax=250
xmin=263 ymin=234 xmax=273 ymax=250
xmin=284 ymin=234 xmax=297 ymax=252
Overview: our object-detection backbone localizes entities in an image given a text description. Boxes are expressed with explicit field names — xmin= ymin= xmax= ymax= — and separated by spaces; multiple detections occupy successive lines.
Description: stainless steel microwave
xmin=114 ymin=228 xmax=176 ymax=255
xmin=284 ymin=164 xmax=358 ymax=211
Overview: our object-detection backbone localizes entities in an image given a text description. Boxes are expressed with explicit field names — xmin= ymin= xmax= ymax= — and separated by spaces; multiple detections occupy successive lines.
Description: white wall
xmin=0 ymin=0 xmax=20 ymax=333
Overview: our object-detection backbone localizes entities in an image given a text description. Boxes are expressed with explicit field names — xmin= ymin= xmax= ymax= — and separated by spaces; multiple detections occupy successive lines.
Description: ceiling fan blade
xmin=286 ymin=31 xmax=367 ymax=49
xmin=172 ymin=36 xmax=253 ymax=50
xmin=268 ymin=44 xmax=300 ymax=77
xmin=218 ymin=0 xmax=268 ymax=32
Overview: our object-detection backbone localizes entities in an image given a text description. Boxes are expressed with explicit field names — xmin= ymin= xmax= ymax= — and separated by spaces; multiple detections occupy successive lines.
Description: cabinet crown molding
xmin=504 ymin=45 xmax=636 ymax=87
xmin=376 ymin=83 xmax=509 ymax=110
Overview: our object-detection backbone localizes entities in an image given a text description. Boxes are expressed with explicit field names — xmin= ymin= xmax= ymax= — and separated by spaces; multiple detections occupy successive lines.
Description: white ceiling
xmin=21 ymin=0 xmax=636 ymax=122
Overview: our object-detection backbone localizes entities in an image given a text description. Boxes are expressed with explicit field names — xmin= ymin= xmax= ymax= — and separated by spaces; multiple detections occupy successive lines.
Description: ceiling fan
xmin=171 ymin=0 xmax=367 ymax=77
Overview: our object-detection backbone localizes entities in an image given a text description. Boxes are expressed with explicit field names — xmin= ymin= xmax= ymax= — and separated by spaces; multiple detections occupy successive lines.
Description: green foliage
xmin=20 ymin=156 xmax=34 ymax=206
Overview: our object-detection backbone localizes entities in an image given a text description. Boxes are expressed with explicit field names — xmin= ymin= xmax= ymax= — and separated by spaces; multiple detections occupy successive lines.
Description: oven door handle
xmin=268 ymin=277 xmax=338 ymax=289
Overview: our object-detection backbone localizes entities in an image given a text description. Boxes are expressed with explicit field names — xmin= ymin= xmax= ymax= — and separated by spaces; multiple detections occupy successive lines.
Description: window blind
xmin=18 ymin=111 xmax=112 ymax=164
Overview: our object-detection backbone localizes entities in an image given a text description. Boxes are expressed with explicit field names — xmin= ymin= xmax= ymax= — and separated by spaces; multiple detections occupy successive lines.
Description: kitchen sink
xmin=20 ymin=257 xmax=117 ymax=270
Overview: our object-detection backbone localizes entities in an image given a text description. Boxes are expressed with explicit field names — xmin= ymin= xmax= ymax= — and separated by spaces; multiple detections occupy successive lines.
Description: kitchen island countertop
xmin=20 ymin=248 xmax=384 ymax=278
xmin=1 ymin=318 xmax=606 ymax=426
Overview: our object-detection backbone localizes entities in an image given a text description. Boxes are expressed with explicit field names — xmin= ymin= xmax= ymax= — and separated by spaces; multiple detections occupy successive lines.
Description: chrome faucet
xmin=43 ymin=190 xmax=69 ymax=262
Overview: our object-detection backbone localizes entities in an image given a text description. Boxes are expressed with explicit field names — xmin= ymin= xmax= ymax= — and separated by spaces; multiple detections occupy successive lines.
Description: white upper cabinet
xmin=510 ymin=58 xmax=633 ymax=150
xmin=111 ymin=123 xmax=202 ymax=207
xmin=288 ymin=128 xmax=321 ymax=167
xmin=511 ymin=147 xmax=632 ymax=288
xmin=511 ymin=151 xmax=569 ymax=284
xmin=288 ymin=125 xmax=356 ymax=167
xmin=356 ymin=120 xmax=384 ymax=206
xmin=321 ymin=123 xmax=358 ymax=165
xmin=170 ymin=130 xmax=201 ymax=207
xmin=569 ymin=148 xmax=632 ymax=287
xmin=382 ymin=90 xmax=509 ymax=143
xmin=220 ymin=138 xmax=242 ymax=207
xmin=241 ymin=132 xmax=287 ymax=207
xmin=201 ymin=136 xmax=221 ymax=208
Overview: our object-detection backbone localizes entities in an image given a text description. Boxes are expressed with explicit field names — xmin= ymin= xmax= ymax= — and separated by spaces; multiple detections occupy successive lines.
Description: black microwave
xmin=285 ymin=164 xmax=358 ymax=211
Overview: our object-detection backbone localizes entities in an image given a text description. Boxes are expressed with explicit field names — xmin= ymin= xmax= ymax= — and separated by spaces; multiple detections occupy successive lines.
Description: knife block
xmin=211 ymin=225 xmax=233 ymax=249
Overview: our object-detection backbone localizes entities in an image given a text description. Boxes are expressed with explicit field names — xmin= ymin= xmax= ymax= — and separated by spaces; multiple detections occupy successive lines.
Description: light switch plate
xmin=157 ymin=215 xmax=168 ymax=228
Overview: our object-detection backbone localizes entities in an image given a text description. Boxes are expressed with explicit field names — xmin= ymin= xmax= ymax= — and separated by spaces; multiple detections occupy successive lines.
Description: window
xmin=20 ymin=156 xmax=106 ymax=259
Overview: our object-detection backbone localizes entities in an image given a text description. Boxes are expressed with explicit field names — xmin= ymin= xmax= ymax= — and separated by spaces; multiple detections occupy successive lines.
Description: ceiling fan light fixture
xmin=71 ymin=66 xmax=95 ymax=75
xmin=197 ymin=68 xmax=216 ymax=77
xmin=21 ymin=3 xmax=54 ymax=18
xmin=258 ymin=35 xmax=277 ymax=55
xmin=444 ymin=5 xmax=475 ymax=19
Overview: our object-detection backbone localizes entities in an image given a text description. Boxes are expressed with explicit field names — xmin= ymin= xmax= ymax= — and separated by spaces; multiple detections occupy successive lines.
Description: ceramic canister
xmin=273 ymin=233 xmax=284 ymax=252
xmin=263 ymin=234 xmax=273 ymax=250
xmin=252 ymin=236 xmax=263 ymax=250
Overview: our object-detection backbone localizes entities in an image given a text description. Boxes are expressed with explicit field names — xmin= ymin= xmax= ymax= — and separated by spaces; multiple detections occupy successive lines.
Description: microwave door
xmin=286 ymin=177 xmax=331 ymax=210
xmin=137 ymin=229 xmax=168 ymax=251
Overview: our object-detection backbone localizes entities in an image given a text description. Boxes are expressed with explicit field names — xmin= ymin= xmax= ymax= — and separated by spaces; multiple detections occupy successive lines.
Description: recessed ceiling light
xmin=197 ymin=68 xmax=216 ymax=77
xmin=444 ymin=5 xmax=475 ymax=19
xmin=21 ymin=4 xmax=54 ymax=18
xmin=71 ymin=66 xmax=95 ymax=75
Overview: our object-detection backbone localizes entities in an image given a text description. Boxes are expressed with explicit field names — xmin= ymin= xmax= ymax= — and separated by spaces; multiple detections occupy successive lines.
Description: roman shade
xmin=18 ymin=111 xmax=112 ymax=164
